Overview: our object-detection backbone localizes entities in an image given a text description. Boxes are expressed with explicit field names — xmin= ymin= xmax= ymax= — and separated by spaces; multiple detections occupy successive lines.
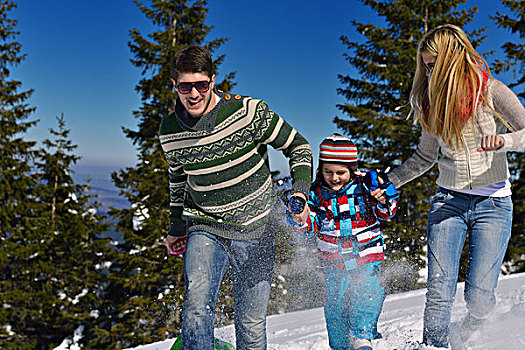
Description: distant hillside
xmin=72 ymin=164 xmax=130 ymax=213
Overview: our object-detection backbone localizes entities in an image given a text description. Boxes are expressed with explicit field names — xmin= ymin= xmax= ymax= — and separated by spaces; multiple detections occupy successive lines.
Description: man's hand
xmin=477 ymin=135 xmax=504 ymax=152
xmin=289 ymin=192 xmax=310 ymax=225
xmin=166 ymin=235 xmax=187 ymax=255
xmin=370 ymin=176 xmax=387 ymax=205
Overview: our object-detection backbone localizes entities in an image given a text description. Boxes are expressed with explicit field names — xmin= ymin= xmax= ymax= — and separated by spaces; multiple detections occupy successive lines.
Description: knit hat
xmin=318 ymin=133 xmax=358 ymax=170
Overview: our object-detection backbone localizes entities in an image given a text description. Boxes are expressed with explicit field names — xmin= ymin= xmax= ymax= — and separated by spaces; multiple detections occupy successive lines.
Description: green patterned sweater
xmin=159 ymin=91 xmax=313 ymax=240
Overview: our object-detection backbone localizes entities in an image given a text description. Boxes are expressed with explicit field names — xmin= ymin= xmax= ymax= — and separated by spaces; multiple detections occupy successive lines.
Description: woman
xmin=387 ymin=24 xmax=525 ymax=349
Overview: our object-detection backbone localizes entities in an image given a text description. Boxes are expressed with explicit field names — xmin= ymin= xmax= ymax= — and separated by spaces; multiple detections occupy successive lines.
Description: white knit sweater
xmin=389 ymin=79 xmax=525 ymax=191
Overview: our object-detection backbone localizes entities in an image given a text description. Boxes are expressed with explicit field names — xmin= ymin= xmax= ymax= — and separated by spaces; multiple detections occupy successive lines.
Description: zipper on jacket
xmin=462 ymin=134 xmax=473 ymax=189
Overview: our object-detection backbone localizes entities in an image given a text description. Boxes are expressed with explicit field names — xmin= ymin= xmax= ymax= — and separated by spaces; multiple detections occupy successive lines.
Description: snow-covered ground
xmin=128 ymin=272 xmax=525 ymax=350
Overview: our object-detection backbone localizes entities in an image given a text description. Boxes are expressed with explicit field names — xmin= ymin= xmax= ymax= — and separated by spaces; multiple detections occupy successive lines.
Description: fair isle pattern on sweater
xmin=293 ymin=176 xmax=397 ymax=270
xmin=159 ymin=93 xmax=312 ymax=239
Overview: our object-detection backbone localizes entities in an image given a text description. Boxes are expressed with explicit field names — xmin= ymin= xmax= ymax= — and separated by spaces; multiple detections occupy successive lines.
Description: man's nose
xmin=189 ymin=86 xmax=200 ymax=96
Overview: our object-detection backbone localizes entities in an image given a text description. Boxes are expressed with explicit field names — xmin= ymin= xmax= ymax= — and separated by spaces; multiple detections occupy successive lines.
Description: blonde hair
xmin=409 ymin=24 xmax=492 ymax=148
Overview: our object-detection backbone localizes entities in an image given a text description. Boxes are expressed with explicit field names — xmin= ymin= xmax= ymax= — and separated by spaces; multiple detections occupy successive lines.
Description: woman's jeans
xmin=323 ymin=262 xmax=386 ymax=350
xmin=423 ymin=188 xmax=512 ymax=348
xmin=181 ymin=231 xmax=276 ymax=350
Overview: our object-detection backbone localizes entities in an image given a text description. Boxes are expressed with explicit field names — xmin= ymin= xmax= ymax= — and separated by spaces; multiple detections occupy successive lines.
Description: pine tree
xmin=34 ymin=115 xmax=114 ymax=349
xmin=335 ymin=0 xmax=484 ymax=291
xmin=491 ymin=0 xmax=525 ymax=273
xmin=0 ymin=0 xmax=37 ymax=242
xmin=491 ymin=0 xmax=525 ymax=100
xmin=0 ymin=1 xmax=38 ymax=348
xmin=106 ymin=1 xmax=235 ymax=347
xmin=2 ymin=114 xmax=112 ymax=349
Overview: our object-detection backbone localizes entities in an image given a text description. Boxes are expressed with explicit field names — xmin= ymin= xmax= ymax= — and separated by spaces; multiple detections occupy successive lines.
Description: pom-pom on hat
xmin=319 ymin=133 xmax=358 ymax=170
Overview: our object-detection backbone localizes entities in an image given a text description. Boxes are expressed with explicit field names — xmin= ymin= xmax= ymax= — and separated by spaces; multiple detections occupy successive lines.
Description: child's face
xmin=322 ymin=163 xmax=352 ymax=191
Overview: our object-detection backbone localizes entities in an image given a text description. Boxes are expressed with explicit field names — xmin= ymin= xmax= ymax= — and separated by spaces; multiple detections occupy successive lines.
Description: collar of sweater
xmin=174 ymin=89 xmax=226 ymax=132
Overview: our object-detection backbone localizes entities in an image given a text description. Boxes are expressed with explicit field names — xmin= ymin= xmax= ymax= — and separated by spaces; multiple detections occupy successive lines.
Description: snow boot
xmin=458 ymin=313 xmax=484 ymax=342
xmin=449 ymin=313 xmax=484 ymax=350
xmin=353 ymin=338 xmax=373 ymax=350
xmin=417 ymin=343 xmax=452 ymax=350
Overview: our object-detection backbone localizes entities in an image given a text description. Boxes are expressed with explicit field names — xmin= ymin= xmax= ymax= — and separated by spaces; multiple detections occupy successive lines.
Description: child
xmin=288 ymin=134 xmax=398 ymax=350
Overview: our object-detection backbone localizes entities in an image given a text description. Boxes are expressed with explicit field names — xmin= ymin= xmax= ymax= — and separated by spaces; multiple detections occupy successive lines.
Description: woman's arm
xmin=388 ymin=129 xmax=440 ymax=188
xmin=490 ymin=80 xmax=525 ymax=152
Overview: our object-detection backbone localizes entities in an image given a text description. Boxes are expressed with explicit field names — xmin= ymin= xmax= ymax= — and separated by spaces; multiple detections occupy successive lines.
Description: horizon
xmin=12 ymin=0 xmax=521 ymax=177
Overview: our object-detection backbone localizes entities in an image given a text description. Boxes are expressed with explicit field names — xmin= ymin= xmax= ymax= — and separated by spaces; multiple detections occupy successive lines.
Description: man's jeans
xmin=423 ymin=188 xmax=512 ymax=348
xmin=181 ymin=231 xmax=276 ymax=350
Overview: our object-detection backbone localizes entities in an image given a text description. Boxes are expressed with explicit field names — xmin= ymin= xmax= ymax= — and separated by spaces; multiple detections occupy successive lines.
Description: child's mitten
xmin=289 ymin=195 xmax=306 ymax=214
xmin=364 ymin=170 xmax=399 ymax=200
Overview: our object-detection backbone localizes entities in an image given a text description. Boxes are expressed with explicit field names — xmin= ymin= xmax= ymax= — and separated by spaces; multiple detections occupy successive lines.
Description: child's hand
xmin=364 ymin=169 xmax=398 ymax=202
xmin=289 ymin=192 xmax=310 ymax=225
xmin=370 ymin=176 xmax=387 ymax=204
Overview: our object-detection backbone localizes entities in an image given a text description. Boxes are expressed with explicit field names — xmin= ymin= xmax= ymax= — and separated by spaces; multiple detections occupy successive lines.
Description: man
xmin=159 ymin=45 xmax=312 ymax=350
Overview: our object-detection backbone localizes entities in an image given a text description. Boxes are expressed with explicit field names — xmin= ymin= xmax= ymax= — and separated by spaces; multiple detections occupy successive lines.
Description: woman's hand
xmin=477 ymin=135 xmax=504 ymax=152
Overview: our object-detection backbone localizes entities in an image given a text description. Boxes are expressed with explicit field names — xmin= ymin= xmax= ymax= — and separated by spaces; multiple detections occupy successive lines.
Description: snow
xmin=126 ymin=272 xmax=525 ymax=350
xmin=55 ymin=325 xmax=84 ymax=350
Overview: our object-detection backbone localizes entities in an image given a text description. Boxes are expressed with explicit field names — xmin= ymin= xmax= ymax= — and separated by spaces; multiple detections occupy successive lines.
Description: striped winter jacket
xmin=292 ymin=175 xmax=398 ymax=270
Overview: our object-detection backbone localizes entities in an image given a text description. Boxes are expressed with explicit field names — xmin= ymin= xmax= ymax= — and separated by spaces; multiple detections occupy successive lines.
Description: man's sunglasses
xmin=174 ymin=79 xmax=211 ymax=94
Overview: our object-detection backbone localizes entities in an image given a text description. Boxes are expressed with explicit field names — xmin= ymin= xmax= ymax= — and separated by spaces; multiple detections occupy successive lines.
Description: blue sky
xmin=12 ymin=0 xmax=519 ymax=176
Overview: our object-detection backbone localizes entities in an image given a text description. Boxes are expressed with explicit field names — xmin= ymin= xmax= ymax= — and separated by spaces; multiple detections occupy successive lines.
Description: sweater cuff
xmin=292 ymin=179 xmax=311 ymax=197
xmin=499 ymin=133 xmax=514 ymax=152
xmin=286 ymin=214 xmax=313 ymax=237
xmin=387 ymin=171 xmax=402 ymax=189
xmin=168 ymin=221 xmax=187 ymax=237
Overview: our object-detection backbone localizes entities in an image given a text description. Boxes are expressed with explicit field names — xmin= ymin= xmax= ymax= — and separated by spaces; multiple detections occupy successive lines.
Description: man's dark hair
xmin=172 ymin=45 xmax=215 ymax=81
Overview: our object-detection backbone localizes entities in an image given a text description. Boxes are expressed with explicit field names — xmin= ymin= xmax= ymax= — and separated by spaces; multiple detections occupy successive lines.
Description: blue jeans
xmin=323 ymin=262 xmax=385 ymax=350
xmin=423 ymin=188 xmax=512 ymax=348
xmin=181 ymin=231 xmax=276 ymax=350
